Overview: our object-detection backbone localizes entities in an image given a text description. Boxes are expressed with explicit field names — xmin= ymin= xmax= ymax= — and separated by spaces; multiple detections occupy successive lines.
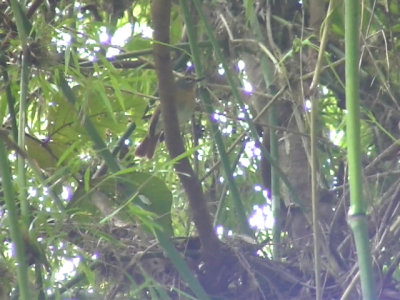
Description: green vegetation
xmin=1 ymin=1 xmax=399 ymax=299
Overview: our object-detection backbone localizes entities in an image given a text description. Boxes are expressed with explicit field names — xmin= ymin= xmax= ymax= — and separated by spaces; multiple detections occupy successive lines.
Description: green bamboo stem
xmin=17 ymin=47 xmax=29 ymax=224
xmin=310 ymin=93 xmax=322 ymax=299
xmin=1 ymin=62 xmax=18 ymax=141
xmin=7 ymin=4 xmax=32 ymax=298
xmin=180 ymin=0 xmax=252 ymax=236
xmin=9 ymin=0 xmax=30 ymax=46
xmin=10 ymin=0 xmax=31 ymax=226
xmin=0 ymin=140 xmax=31 ymax=299
xmin=345 ymin=0 xmax=376 ymax=299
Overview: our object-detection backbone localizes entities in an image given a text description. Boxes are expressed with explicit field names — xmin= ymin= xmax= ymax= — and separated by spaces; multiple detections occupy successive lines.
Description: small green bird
xmin=135 ymin=77 xmax=199 ymax=159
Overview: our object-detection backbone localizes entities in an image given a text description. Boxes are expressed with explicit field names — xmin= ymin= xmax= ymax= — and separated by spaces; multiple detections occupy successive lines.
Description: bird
xmin=135 ymin=77 xmax=199 ymax=159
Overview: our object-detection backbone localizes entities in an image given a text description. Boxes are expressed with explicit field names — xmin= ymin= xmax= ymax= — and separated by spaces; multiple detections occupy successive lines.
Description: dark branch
xmin=151 ymin=0 xmax=220 ymax=258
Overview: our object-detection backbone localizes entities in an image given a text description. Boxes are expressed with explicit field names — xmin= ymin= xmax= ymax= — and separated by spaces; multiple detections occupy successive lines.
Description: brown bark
xmin=151 ymin=0 xmax=221 ymax=261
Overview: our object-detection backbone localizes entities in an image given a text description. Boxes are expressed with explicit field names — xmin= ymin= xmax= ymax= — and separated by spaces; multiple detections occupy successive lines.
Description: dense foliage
xmin=1 ymin=0 xmax=400 ymax=299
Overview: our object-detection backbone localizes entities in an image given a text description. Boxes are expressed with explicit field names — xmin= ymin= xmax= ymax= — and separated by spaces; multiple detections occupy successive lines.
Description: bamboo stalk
xmin=345 ymin=0 xmax=376 ymax=299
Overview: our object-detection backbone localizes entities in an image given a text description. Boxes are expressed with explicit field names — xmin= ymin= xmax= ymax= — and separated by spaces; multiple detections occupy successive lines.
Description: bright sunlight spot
xmin=55 ymin=256 xmax=81 ymax=281
xmin=330 ymin=129 xmax=345 ymax=146
xmin=136 ymin=23 xmax=153 ymax=38
xmin=99 ymin=27 xmax=110 ymax=44
xmin=112 ymin=24 xmax=132 ymax=45
xmin=28 ymin=186 xmax=38 ymax=197
xmin=244 ymin=140 xmax=261 ymax=159
xmin=304 ymin=99 xmax=312 ymax=111
xmin=217 ymin=63 xmax=224 ymax=75
xmin=249 ymin=205 xmax=274 ymax=230
xmin=216 ymin=225 xmax=224 ymax=238
xmin=237 ymin=60 xmax=245 ymax=71
xmin=243 ymin=80 xmax=253 ymax=92
xmin=61 ymin=186 xmax=73 ymax=201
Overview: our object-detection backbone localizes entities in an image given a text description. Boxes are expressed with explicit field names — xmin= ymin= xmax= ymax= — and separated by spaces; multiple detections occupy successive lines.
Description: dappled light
xmin=1 ymin=1 xmax=400 ymax=299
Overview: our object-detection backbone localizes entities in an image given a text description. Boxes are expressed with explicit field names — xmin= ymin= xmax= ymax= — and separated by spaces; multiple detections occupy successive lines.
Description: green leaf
xmin=111 ymin=172 xmax=174 ymax=234
xmin=68 ymin=171 xmax=173 ymax=235
xmin=77 ymin=261 xmax=96 ymax=286
xmin=124 ymin=35 xmax=152 ymax=52
xmin=9 ymin=0 xmax=32 ymax=44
